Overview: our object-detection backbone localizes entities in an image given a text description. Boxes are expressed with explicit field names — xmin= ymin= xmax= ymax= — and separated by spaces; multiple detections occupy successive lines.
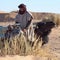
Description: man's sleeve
xmin=27 ymin=12 xmax=33 ymax=21
xmin=25 ymin=12 xmax=33 ymax=29
xmin=15 ymin=15 xmax=19 ymax=23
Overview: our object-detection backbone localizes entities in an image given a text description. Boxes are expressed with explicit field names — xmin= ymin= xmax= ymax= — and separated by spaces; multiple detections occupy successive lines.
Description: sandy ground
xmin=0 ymin=55 xmax=34 ymax=60
xmin=0 ymin=22 xmax=15 ymax=27
xmin=0 ymin=55 xmax=50 ymax=60
xmin=48 ymin=26 xmax=60 ymax=59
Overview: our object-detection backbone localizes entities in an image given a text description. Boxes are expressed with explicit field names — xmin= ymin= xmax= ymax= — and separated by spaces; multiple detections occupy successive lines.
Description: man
xmin=15 ymin=4 xmax=34 ymax=43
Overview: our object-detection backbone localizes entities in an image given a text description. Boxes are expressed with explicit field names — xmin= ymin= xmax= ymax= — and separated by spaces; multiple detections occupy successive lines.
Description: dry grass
xmin=0 ymin=34 xmax=39 ymax=56
xmin=0 ymin=33 xmax=59 ymax=60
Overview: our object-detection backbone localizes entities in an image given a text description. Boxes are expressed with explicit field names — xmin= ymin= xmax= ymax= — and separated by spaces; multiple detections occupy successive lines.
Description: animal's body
xmin=34 ymin=21 xmax=55 ymax=46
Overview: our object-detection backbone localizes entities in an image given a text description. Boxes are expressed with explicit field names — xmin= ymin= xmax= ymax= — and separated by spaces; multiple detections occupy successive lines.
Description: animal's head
xmin=34 ymin=21 xmax=55 ymax=37
xmin=46 ymin=21 xmax=55 ymax=29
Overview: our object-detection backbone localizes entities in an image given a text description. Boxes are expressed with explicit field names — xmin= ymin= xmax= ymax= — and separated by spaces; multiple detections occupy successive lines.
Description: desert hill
xmin=0 ymin=11 xmax=60 ymax=26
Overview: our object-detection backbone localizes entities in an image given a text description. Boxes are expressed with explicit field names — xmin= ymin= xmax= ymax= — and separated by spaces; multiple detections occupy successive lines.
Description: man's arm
xmin=25 ymin=16 xmax=33 ymax=29
xmin=15 ymin=14 xmax=19 ymax=24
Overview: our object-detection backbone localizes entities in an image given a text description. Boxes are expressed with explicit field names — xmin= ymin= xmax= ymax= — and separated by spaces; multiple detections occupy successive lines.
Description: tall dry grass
xmin=0 ymin=33 xmax=48 ymax=56
xmin=0 ymin=33 xmax=59 ymax=60
xmin=46 ymin=14 xmax=60 ymax=27
xmin=0 ymin=34 xmax=40 ymax=56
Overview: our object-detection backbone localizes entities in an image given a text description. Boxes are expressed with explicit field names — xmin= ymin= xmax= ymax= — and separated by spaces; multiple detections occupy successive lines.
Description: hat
xmin=18 ymin=4 xmax=26 ymax=8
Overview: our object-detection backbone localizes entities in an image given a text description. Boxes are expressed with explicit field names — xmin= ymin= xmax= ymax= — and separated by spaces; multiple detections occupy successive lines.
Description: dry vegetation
xmin=0 ymin=33 xmax=59 ymax=60
xmin=0 ymin=11 xmax=60 ymax=26
xmin=0 ymin=34 xmax=42 ymax=56
xmin=0 ymin=12 xmax=60 ymax=60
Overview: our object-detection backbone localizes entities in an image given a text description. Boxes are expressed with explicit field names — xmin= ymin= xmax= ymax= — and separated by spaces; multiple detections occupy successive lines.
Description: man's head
xmin=18 ymin=4 xmax=26 ymax=14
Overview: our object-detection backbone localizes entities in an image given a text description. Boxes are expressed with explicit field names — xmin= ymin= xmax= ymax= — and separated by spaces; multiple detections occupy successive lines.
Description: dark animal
xmin=34 ymin=21 xmax=55 ymax=46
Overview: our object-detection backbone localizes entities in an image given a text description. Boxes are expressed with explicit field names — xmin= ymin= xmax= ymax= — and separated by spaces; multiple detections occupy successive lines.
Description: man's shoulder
xmin=16 ymin=13 xmax=20 ymax=17
xmin=26 ymin=11 xmax=33 ymax=16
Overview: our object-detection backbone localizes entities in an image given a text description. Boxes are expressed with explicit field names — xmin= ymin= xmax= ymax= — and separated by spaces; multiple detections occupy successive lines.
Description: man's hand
xmin=23 ymin=29 xmax=27 ymax=32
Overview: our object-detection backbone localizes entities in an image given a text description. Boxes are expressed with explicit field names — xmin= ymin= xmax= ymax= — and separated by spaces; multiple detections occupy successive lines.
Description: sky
xmin=0 ymin=0 xmax=60 ymax=13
